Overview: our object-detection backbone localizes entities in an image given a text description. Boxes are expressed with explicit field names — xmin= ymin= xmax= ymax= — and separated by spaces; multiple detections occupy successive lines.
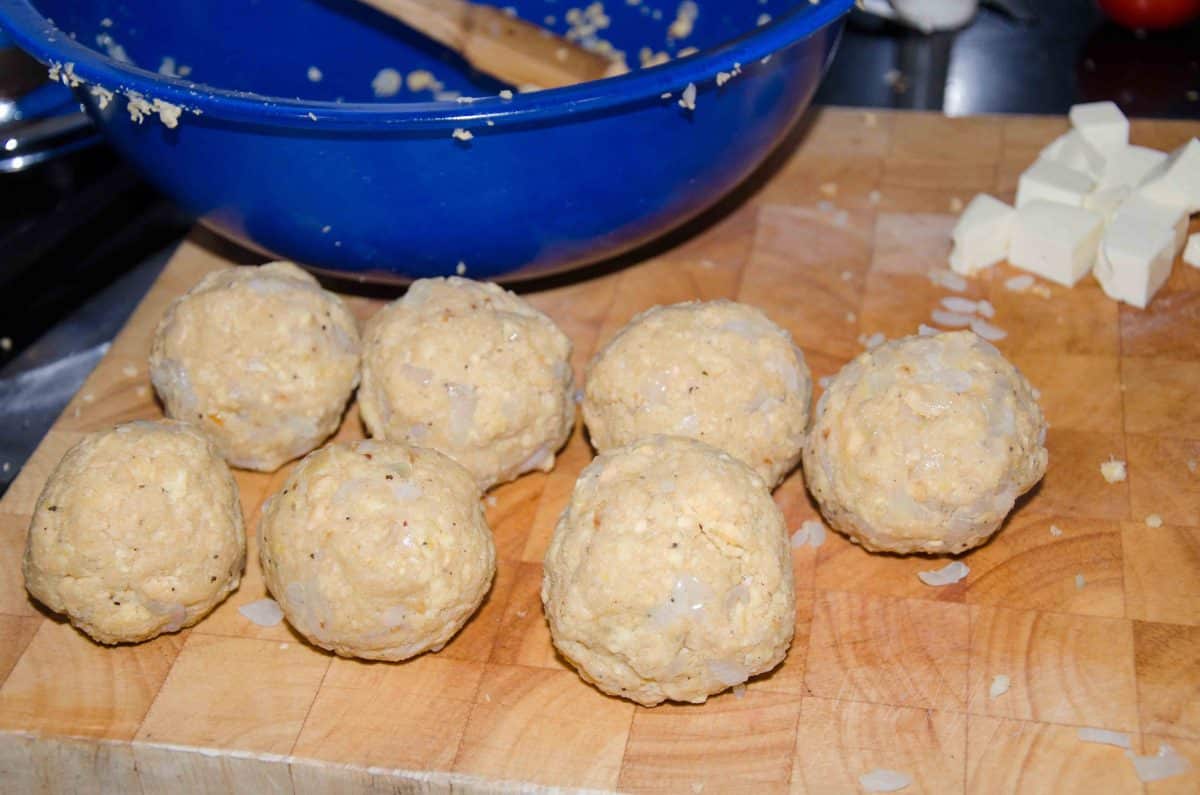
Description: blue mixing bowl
xmin=0 ymin=0 xmax=852 ymax=281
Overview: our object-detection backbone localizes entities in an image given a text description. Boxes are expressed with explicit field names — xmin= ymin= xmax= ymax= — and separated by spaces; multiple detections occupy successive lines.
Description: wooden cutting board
xmin=1 ymin=108 xmax=1198 ymax=794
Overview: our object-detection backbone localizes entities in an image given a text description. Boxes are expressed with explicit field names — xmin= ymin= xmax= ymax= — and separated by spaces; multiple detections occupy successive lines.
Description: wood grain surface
xmin=1 ymin=108 xmax=1198 ymax=794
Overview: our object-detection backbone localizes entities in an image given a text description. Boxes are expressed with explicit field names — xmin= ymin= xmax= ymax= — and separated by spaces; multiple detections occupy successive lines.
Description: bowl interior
xmin=31 ymin=0 xmax=807 ymax=102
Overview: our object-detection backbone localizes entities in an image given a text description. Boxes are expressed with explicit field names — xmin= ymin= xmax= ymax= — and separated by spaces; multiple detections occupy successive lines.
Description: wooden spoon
xmin=356 ymin=0 xmax=628 ymax=90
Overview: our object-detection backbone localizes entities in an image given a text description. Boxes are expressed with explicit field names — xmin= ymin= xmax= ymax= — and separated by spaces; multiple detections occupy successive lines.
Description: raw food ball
xmin=150 ymin=261 xmax=361 ymax=472
xmin=23 ymin=420 xmax=245 ymax=644
xmin=542 ymin=435 xmax=795 ymax=706
xmin=358 ymin=277 xmax=574 ymax=490
xmin=803 ymin=331 xmax=1048 ymax=555
xmin=259 ymin=440 xmax=495 ymax=661
xmin=583 ymin=300 xmax=811 ymax=487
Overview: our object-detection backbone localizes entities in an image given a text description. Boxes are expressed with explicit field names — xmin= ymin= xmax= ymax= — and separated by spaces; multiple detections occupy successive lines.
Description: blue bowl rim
xmin=0 ymin=0 xmax=852 ymax=131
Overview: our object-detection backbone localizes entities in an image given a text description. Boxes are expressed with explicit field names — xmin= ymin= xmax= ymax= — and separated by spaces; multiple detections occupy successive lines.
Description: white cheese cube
xmin=1097 ymin=145 xmax=1167 ymax=190
xmin=1184 ymin=233 xmax=1200 ymax=268
xmin=1116 ymin=191 xmax=1189 ymax=254
xmin=1085 ymin=185 xmax=1131 ymax=220
xmin=1069 ymin=101 xmax=1129 ymax=153
xmin=1040 ymin=131 xmax=1106 ymax=180
xmin=1016 ymin=159 xmax=1095 ymax=208
xmin=949 ymin=193 xmax=1014 ymax=275
xmin=1009 ymin=201 xmax=1104 ymax=286
xmin=1139 ymin=138 xmax=1200 ymax=213
xmin=1094 ymin=213 xmax=1175 ymax=309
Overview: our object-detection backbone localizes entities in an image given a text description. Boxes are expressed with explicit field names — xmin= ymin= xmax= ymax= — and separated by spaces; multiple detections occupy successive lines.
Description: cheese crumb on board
xmin=790 ymin=520 xmax=827 ymax=549
xmin=1077 ymin=727 xmax=1132 ymax=749
xmin=307 ymin=66 xmax=323 ymax=82
xmin=949 ymin=194 xmax=1014 ymax=276
xmin=1075 ymin=573 xmax=1086 ymax=590
xmin=1049 ymin=524 xmax=1063 ymax=537
xmin=989 ymin=674 xmax=1011 ymax=698
xmin=1100 ymin=458 xmax=1127 ymax=483
xmin=1145 ymin=514 xmax=1163 ymax=528
xmin=1068 ymin=101 xmax=1129 ymax=153
xmin=1016 ymin=159 xmax=1095 ymax=208
xmin=1178 ymin=233 xmax=1200 ymax=268
xmin=451 ymin=128 xmax=473 ymax=142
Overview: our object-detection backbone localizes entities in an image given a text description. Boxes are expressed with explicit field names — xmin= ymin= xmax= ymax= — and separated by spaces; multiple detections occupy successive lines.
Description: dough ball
xmin=358 ymin=277 xmax=574 ymax=491
xmin=24 ymin=421 xmax=245 ymax=644
xmin=259 ymin=440 xmax=495 ymax=661
xmin=150 ymin=261 xmax=361 ymax=472
xmin=542 ymin=435 xmax=795 ymax=706
xmin=803 ymin=331 xmax=1048 ymax=555
xmin=583 ymin=300 xmax=811 ymax=487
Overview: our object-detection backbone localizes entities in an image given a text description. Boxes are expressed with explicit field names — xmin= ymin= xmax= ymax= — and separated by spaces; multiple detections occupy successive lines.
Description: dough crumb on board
xmin=1100 ymin=458 xmax=1127 ymax=483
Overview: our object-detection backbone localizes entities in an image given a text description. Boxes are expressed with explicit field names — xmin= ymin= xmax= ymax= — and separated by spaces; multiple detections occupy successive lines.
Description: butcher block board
xmin=1 ymin=108 xmax=1199 ymax=794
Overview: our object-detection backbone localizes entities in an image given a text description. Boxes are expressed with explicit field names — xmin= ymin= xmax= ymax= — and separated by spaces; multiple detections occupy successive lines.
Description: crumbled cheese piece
xmin=867 ymin=189 xmax=882 ymax=205
xmin=307 ymin=112 xmax=318 ymax=121
xmin=451 ymin=128 xmax=474 ymax=142
xmin=1145 ymin=514 xmax=1163 ymax=528
xmin=307 ymin=66 xmax=323 ymax=82
xmin=1030 ymin=284 xmax=1052 ymax=298
xmin=1049 ymin=524 xmax=1063 ymax=537
xmin=949 ymin=193 xmax=1014 ymax=276
xmin=406 ymin=69 xmax=443 ymax=93
xmin=918 ymin=561 xmax=969 ymax=587
xmin=1008 ymin=201 xmax=1104 ymax=287
xmin=677 ymin=46 xmax=699 ymax=57
xmin=1100 ymin=458 xmax=1127 ymax=483
xmin=125 ymin=91 xmax=154 ymax=124
xmin=1016 ymin=159 xmax=1095 ymax=208
xmin=455 ymin=261 xmax=468 ymax=275
xmin=121 ymin=363 xmax=138 ymax=378
xmin=100 ymin=16 xmax=113 ymax=27
xmin=0 ymin=337 xmax=11 ymax=351
xmin=499 ymin=89 xmax=514 ymax=100
xmin=89 ymin=85 xmax=114 ymax=110
xmin=715 ymin=71 xmax=731 ymax=87
xmin=668 ymin=1 xmax=699 ymax=40
xmin=819 ymin=182 xmax=838 ymax=198
xmin=678 ymin=82 xmax=697 ymax=111
xmin=95 ymin=32 xmax=130 ymax=63
xmin=1069 ymin=101 xmax=1129 ymax=153
xmin=372 ymin=68 xmax=403 ymax=97
xmin=152 ymin=99 xmax=182 ymax=129
xmin=1075 ymin=573 xmax=1086 ymax=590
xmin=989 ymin=674 xmax=1011 ymax=698
xmin=1139 ymin=138 xmax=1200 ymax=213
xmin=1097 ymin=145 xmax=1167 ymax=191
xmin=756 ymin=12 xmax=772 ymax=25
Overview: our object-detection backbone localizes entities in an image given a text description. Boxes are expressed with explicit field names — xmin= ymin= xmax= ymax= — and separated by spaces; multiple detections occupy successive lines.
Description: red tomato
xmin=1097 ymin=0 xmax=1200 ymax=29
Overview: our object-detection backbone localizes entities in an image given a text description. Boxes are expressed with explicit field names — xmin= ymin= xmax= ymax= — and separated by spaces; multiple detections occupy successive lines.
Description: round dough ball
xmin=803 ymin=331 xmax=1048 ymax=555
xmin=150 ymin=261 xmax=361 ymax=472
xmin=358 ymin=277 xmax=574 ymax=491
xmin=259 ymin=439 xmax=495 ymax=661
xmin=542 ymin=435 xmax=795 ymax=706
xmin=583 ymin=300 xmax=811 ymax=488
xmin=23 ymin=420 xmax=245 ymax=644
